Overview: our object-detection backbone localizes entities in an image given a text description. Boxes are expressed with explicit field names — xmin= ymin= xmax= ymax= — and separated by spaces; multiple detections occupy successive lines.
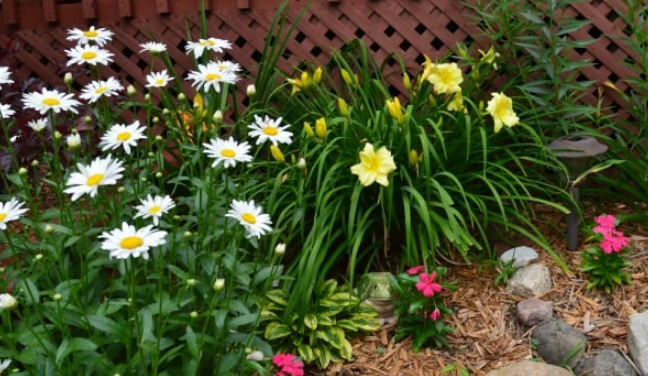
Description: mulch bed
xmin=314 ymin=202 xmax=648 ymax=376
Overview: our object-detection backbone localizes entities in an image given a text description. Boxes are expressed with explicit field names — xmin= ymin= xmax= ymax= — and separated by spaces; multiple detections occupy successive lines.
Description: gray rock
xmin=532 ymin=319 xmax=587 ymax=369
xmin=500 ymin=246 xmax=539 ymax=268
xmin=484 ymin=360 xmax=572 ymax=376
xmin=517 ymin=298 xmax=553 ymax=326
xmin=628 ymin=310 xmax=648 ymax=376
xmin=506 ymin=263 xmax=552 ymax=298
xmin=575 ymin=348 xmax=638 ymax=376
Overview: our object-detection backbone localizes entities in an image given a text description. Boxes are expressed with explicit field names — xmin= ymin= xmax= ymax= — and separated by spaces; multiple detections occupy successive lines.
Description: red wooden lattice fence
xmin=0 ymin=0 xmax=642 ymax=114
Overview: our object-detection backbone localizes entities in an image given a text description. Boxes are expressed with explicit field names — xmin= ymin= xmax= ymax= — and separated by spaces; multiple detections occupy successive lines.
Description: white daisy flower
xmin=186 ymin=61 xmax=238 ymax=92
xmin=134 ymin=194 xmax=175 ymax=226
xmin=100 ymin=222 xmax=167 ymax=260
xmin=203 ymin=136 xmax=253 ymax=168
xmin=0 ymin=104 xmax=15 ymax=119
xmin=79 ymin=77 xmax=123 ymax=103
xmin=66 ymin=26 xmax=114 ymax=46
xmin=0 ymin=294 xmax=17 ymax=310
xmin=27 ymin=117 xmax=48 ymax=132
xmin=0 ymin=197 xmax=28 ymax=230
xmin=0 ymin=358 xmax=10 ymax=373
xmin=99 ymin=120 xmax=146 ymax=154
xmin=214 ymin=60 xmax=241 ymax=73
xmin=0 ymin=66 xmax=14 ymax=86
xmin=225 ymin=199 xmax=272 ymax=238
xmin=67 ymin=133 xmax=82 ymax=149
xmin=140 ymin=41 xmax=167 ymax=54
xmin=247 ymin=115 xmax=293 ymax=146
xmin=184 ymin=37 xmax=232 ymax=58
xmin=65 ymin=44 xmax=114 ymax=66
xmin=64 ymin=155 xmax=124 ymax=201
xmin=22 ymin=88 xmax=81 ymax=114
xmin=146 ymin=70 xmax=172 ymax=88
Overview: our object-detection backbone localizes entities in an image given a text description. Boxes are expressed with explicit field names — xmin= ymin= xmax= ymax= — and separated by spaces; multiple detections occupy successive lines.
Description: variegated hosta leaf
xmin=315 ymin=326 xmax=347 ymax=350
xmin=313 ymin=345 xmax=333 ymax=369
xmin=297 ymin=342 xmax=315 ymax=363
xmin=319 ymin=279 xmax=338 ymax=299
xmin=304 ymin=313 xmax=318 ymax=330
xmin=265 ymin=322 xmax=292 ymax=340
xmin=265 ymin=289 xmax=288 ymax=306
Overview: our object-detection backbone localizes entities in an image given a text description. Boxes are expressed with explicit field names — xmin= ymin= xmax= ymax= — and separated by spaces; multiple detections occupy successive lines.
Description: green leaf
xmin=55 ymin=338 xmax=98 ymax=365
xmin=183 ymin=326 xmax=199 ymax=359
xmin=265 ymin=322 xmax=292 ymax=340
xmin=304 ymin=313 xmax=318 ymax=330
xmin=297 ymin=343 xmax=315 ymax=363
xmin=265 ymin=289 xmax=288 ymax=306
xmin=315 ymin=326 xmax=347 ymax=351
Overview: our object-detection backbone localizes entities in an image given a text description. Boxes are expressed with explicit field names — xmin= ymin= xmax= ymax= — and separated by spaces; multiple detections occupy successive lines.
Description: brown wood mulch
xmin=314 ymin=202 xmax=648 ymax=376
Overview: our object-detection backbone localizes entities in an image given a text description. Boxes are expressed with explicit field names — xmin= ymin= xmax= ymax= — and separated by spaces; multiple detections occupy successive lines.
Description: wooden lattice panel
xmin=0 ymin=0 xmax=644 ymax=118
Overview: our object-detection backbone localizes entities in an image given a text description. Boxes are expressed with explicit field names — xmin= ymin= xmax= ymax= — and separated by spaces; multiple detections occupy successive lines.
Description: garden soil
xmin=313 ymin=202 xmax=648 ymax=376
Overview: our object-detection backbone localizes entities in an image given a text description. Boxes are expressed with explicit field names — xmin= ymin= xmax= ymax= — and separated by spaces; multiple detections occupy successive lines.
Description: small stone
xmin=517 ymin=298 xmax=553 ymax=326
xmin=532 ymin=319 xmax=587 ymax=369
xmin=484 ymin=360 xmax=572 ymax=376
xmin=627 ymin=310 xmax=648 ymax=376
xmin=575 ymin=348 xmax=638 ymax=376
xmin=506 ymin=263 xmax=552 ymax=298
xmin=500 ymin=246 xmax=539 ymax=268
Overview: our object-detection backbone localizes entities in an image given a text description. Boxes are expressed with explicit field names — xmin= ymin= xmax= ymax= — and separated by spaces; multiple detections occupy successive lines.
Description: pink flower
xmin=406 ymin=265 xmax=425 ymax=275
xmin=415 ymin=271 xmax=443 ymax=297
xmin=600 ymin=231 xmax=630 ymax=254
xmin=430 ymin=308 xmax=441 ymax=321
xmin=273 ymin=353 xmax=304 ymax=376
xmin=595 ymin=214 xmax=616 ymax=228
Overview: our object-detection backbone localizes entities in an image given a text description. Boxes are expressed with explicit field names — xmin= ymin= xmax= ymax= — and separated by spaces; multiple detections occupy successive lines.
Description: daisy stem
xmin=124 ymin=258 xmax=145 ymax=373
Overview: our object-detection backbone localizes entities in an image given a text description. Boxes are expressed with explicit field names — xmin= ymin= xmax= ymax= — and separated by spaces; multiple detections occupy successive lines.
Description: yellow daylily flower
xmin=350 ymin=143 xmax=397 ymax=187
xmin=386 ymin=97 xmax=405 ymax=125
xmin=287 ymin=71 xmax=312 ymax=96
xmin=426 ymin=62 xmax=463 ymax=94
xmin=303 ymin=121 xmax=315 ymax=137
xmin=315 ymin=117 xmax=327 ymax=139
xmin=447 ymin=92 xmax=464 ymax=112
xmin=487 ymin=92 xmax=519 ymax=133
xmin=270 ymin=145 xmax=285 ymax=163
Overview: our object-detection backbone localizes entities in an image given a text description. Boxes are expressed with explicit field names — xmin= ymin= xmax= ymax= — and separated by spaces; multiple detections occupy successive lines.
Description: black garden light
xmin=548 ymin=135 xmax=608 ymax=251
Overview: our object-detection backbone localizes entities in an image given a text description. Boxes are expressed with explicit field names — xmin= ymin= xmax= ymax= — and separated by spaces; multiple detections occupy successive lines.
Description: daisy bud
xmin=44 ymin=224 xmax=53 ymax=233
xmin=303 ymin=122 xmax=315 ymax=138
xmin=140 ymin=177 xmax=147 ymax=182
xmin=213 ymin=110 xmax=223 ymax=123
xmin=186 ymin=278 xmax=197 ymax=287
xmin=144 ymin=93 xmax=151 ymax=101
xmin=31 ymin=160 xmax=39 ymax=167
xmin=155 ymin=172 xmax=163 ymax=178
xmin=127 ymin=85 xmax=137 ymax=96
xmin=35 ymin=253 xmax=43 ymax=261
xmin=0 ymin=267 xmax=4 ymax=273
xmin=71 ymin=127 xmax=78 ymax=134
xmin=173 ymin=215 xmax=181 ymax=220
xmin=64 ymin=72 xmax=73 ymax=85
xmin=148 ymin=152 xmax=155 ymax=157
xmin=67 ymin=134 xmax=82 ymax=149
xmin=0 ymin=293 xmax=18 ymax=310
xmin=18 ymin=167 xmax=27 ymax=176
xmin=246 ymin=350 xmax=264 ymax=361
xmin=246 ymin=84 xmax=256 ymax=97
xmin=184 ymin=231 xmax=192 ymax=237
xmin=162 ymin=108 xmax=170 ymax=115
xmin=155 ymin=135 xmax=163 ymax=141
xmin=117 ymin=186 xmax=126 ymax=193
xmin=313 ymin=67 xmax=323 ymax=84
xmin=54 ymin=131 xmax=62 ymax=140
xmin=190 ymin=311 xmax=198 ymax=318
xmin=52 ymin=293 xmax=62 ymax=301
xmin=84 ymin=116 xmax=93 ymax=124
xmin=274 ymin=243 xmax=286 ymax=256
xmin=338 ymin=98 xmax=348 ymax=117
xmin=270 ymin=145 xmax=285 ymax=163
xmin=178 ymin=93 xmax=186 ymax=101
xmin=296 ymin=157 xmax=306 ymax=169
xmin=315 ymin=117 xmax=327 ymax=139
xmin=153 ymin=117 xmax=159 ymax=123
xmin=213 ymin=278 xmax=225 ymax=291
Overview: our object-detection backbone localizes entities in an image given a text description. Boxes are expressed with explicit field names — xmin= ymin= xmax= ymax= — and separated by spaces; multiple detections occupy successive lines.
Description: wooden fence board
xmin=2 ymin=0 xmax=18 ymax=25
xmin=82 ymin=0 xmax=97 ymax=19
xmin=42 ymin=0 xmax=58 ymax=23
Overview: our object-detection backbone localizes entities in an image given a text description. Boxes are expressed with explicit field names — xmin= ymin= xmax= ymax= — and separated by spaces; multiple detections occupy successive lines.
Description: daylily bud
xmin=403 ymin=73 xmax=411 ymax=91
xmin=300 ymin=71 xmax=312 ymax=90
xmin=386 ymin=97 xmax=405 ymax=124
xmin=246 ymin=84 xmax=256 ymax=97
xmin=213 ymin=278 xmax=225 ymax=291
xmin=270 ymin=145 xmax=285 ymax=163
xmin=64 ymin=72 xmax=73 ymax=85
xmin=303 ymin=122 xmax=315 ymax=138
xmin=341 ymin=69 xmax=354 ymax=86
xmin=409 ymin=150 xmax=420 ymax=166
xmin=313 ymin=67 xmax=323 ymax=84
xmin=315 ymin=117 xmax=327 ymax=139
xmin=338 ymin=98 xmax=348 ymax=117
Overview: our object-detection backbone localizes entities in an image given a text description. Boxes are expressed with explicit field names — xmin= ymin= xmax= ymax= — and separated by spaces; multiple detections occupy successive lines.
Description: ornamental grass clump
xmin=580 ymin=214 xmax=633 ymax=293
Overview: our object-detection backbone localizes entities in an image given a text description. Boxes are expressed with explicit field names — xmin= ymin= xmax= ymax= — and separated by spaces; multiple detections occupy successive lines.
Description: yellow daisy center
xmin=119 ymin=236 xmax=144 ymax=250
xmin=117 ymin=131 xmax=131 ymax=141
xmin=42 ymin=97 xmax=60 ymax=106
xmin=148 ymin=205 xmax=162 ymax=214
xmin=207 ymin=40 xmax=216 ymax=46
xmin=220 ymin=148 xmax=236 ymax=158
xmin=83 ymin=30 xmax=98 ymax=38
xmin=81 ymin=51 xmax=97 ymax=60
xmin=199 ymin=40 xmax=209 ymax=46
xmin=205 ymin=73 xmax=221 ymax=82
xmin=241 ymin=213 xmax=256 ymax=224
xmin=155 ymin=78 xmax=165 ymax=86
xmin=95 ymin=86 xmax=109 ymax=94
xmin=86 ymin=173 xmax=104 ymax=186
xmin=262 ymin=126 xmax=278 ymax=136
xmin=0 ymin=212 xmax=7 ymax=222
